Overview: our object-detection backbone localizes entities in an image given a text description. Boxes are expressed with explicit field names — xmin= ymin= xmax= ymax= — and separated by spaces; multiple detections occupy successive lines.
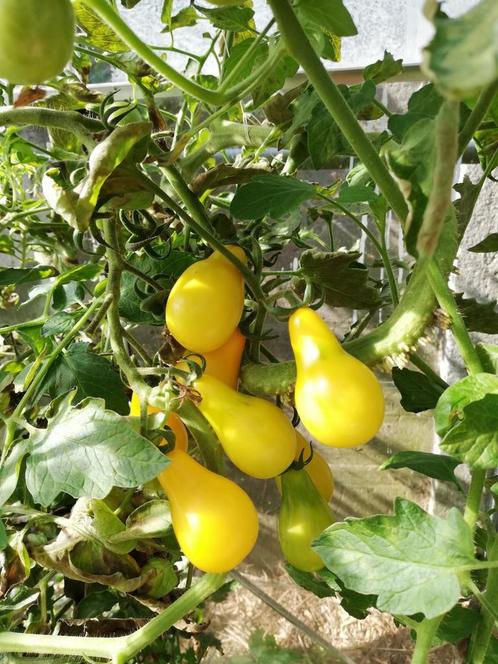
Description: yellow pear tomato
xmin=166 ymin=245 xmax=246 ymax=353
xmin=158 ymin=449 xmax=258 ymax=572
xmin=289 ymin=307 xmax=385 ymax=447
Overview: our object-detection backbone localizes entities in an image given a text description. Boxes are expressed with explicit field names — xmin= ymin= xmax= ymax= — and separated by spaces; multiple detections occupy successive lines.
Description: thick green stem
xmin=417 ymin=102 xmax=459 ymax=257
xmin=81 ymin=0 xmax=283 ymax=106
xmin=463 ymin=469 xmax=486 ymax=531
xmin=411 ymin=616 xmax=443 ymax=664
xmin=0 ymin=573 xmax=225 ymax=662
xmin=458 ymin=79 xmax=498 ymax=156
xmin=426 ymin=259 xmax=483 ymax=376
xmin=468 ymin=536 xmax=498 ymax=663
xmin=268 ymin=0 xmax=408 ymax=222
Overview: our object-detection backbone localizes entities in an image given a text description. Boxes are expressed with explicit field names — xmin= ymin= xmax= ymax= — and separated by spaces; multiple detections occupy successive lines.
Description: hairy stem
xmin=268 ymin=0 xmax=408 ymax=222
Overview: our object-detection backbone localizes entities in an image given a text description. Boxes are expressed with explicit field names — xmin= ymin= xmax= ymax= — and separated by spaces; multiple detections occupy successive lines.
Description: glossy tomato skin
xmin=201 ymin=327 xmax=246 ymax=389
xmin=0 ymin=0 xmax=75 ymax=85
xmin=166 ymin=245 xmax=246 ymax=353
xmin=129 ymin=393 xmax=188 ymax=452
xmin=194 ymin=374 xmax=297 ymax=479
xmin=158 ymin=449 xmax=258 ymax=573
xmin=279 ymin=468 xmax=333 ymax=572
xmin=276 ymin=431 xmax=334 ymax=502
xmin=289 ymin=307 xmax=384 ymax=448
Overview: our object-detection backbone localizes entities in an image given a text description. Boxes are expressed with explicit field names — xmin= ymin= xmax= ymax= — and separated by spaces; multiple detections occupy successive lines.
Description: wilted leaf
xmin=380 ymin=451 xmax=461 ymax=489
xmin=423 ymin=0 xmax=498 ymax=100
xmin=25 ymin=394 xmax=168 ymax=506
xmin=74 ymin=0 xmax=128 ymax=52
xmin=299 ymin=250 xmax=381 ymax=309
xmin=110 ymin=500 xmax=172 ymax=543
xmin=314 ymin=498 xmax=476 ymax=618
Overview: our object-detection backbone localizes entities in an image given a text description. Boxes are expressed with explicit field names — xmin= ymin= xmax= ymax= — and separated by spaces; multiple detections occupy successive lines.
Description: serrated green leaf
xmin=170 ymin=6 xmax=197 ymax=29
xmin=197 ymin=5 xmax=254 ymax=32
xmin=25 ymin=395 xmax=168 ymax=506
xmin=423 ymin=0 xmax=498 ymax=100
xmin=231 ymin=175 xmax=315 ymax=220
xmin=434 ymin=373 xmax=498 ymax=436
xmin=392 ymin=367 xmax=445 ymax=412
xmin=284 ymin=563 xmax=337 ymax=598
xmin=435 ymin=605 xmax=479 ymax=645
xmin=39 ymin=342 xmax=129 ymax=415
xmin=440 ymin=394 xmax=498 ymax=469
xmin=299 ymin=250 xmax=381 ymax=309
xmin=364 ymin=51 xmax=403 ymax=84
xmin=41 ymin=312 xmax=76 ymax=338
xmin=456 ymin=293 xmax=498 ymax=334
xmin=0 ymin=266 xmax=56 ymax=287
xmin=294 ymin=0 xmax=357 ymax=37
xmin=380 ymin=451 xmax=461 ymax=489
xmin=313 ymin=498 xmax=476 ymax=618
xmin=388 ymin=83 xmax=443 ymax=141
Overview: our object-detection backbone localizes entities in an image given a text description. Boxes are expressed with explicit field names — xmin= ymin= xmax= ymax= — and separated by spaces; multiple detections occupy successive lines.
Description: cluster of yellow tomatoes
xmin=131 ymin=246 xmax=385 ymax=574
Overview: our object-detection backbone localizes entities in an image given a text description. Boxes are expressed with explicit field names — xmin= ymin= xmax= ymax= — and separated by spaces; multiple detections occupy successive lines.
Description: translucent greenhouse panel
xmin=110 ymin=0 xmax=480 ymax=82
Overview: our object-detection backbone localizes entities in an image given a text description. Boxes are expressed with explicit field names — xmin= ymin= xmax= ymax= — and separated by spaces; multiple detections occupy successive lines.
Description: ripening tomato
xmin=289 ymin=307 xmax=385 ymax=447
xmin=129 ymin=393 xmax=188 ymax=452
xmin=158 ymin=449 xmax=258 ymax=572
xmin=276 ymin=431 xmax=334 ymax=502
xmin=194 ymin=374 xmax=297 ymax=479
xmin=166 ymin=246 xmax=246 ymax=353
xmin=0 ymin=0 xmax=75 ymax=85
xmin=279 ymin=468 xmax=334 ymax=572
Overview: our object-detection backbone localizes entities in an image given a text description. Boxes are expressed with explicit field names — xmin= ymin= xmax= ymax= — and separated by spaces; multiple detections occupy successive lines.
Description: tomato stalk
xmin=468 ymin=535 xmax=498 ymax=663
xmin=0 ymin=573 xmax=226 ymax=662
xmin=267 ymin=0 xmax=408 ymax=223
xmin=411 ymin=616 xmax=444 ymax=664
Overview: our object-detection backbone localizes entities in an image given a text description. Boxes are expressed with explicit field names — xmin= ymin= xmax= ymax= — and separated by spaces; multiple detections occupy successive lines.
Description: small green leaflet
xmin=39 ymin=342 xmax=129 ymax=415
xmin=0 ymin=266 xmax=56 ymax=287
xmin=109 ymin=500 xmax=172 ymax=543
xmin=299 ymin=250 xmax=381 ymax=309
xmin=476 ymin=343 xmax=498 ymax=374
xmin=363 ymin=51 xmax=403 ymax=84
xmin=456 ymin=293 xmax=498 ymax=334
xmin=391 ymin=367 xmax=445 ymax=412
xmin=434 ymin=373 xmax=498 ymax=436
xmin=441 ymin=394 xmax=498 ymax=469
xmin=54 ymin=263 xmax=102 ymax=287
xmin=469 ymin=233 xmax=498 ymax=253
xmin=230 ymin=175 xmax=316 ymax=220
xmin=380 ymin=451 xmax=462 ymax=490
xmin=197 ymin=6 xmax=254 ymax=32
xmin=25 ymin=395 xmax=168 ymax=506
xmin=41 ymin=312 xmax=76 ymax=337
xmin=0 ymin=440 xmax=31 ymax=508
xmin=294 ymin=0 xmax=357 ymax=37
xmin=313 ymin=498 xmax=476 ymax=618
xmin=423 ymin=0 xmax=498 ymax=100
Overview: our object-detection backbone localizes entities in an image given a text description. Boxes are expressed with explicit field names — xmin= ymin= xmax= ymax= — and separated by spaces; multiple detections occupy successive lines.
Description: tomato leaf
xmin=197 ymin=6 xmax=254 ymax=32
xmin=440 ymin=394 xmax=498 ymax=469
xmin=468 ymin=233 xmax=498 ymax=253
xmin=285 ymin=563 xmax=337 ymax=598
xmin=74 ymin=0 xmax=128 ymax=52
xmin=0 ymin=520 xmax=7 ymax=551
xmin=435 ymin=605 xmax=479 ymax=645
xmin=313 ymin=498 xmax=476 ymax=618
xmin=435 ymin=373 xmax=498 ymax=437
xmin=0 ymin=440 xmax=30 ymax=508
xmin=294 ymin=0 xmax=357 ymax=37
xmin=41 ymin=312 xmax=76 ymax=338
xmin=109 ymin=500 xmax=173 ymax=543
xmin=456 ymin=293 xmax=498 ymax=334
xmin=39 ymin=342 xmax=129 ymax=415
xmin=423 ymin=0 xmax=498 ymax=100
xmin=299 ymin=250 xmax=381 ymax=309
xmin=231 ymin=175 xmax=316 ymax=220
xmin=363 ymin=50 xmax=403 ymax=84
xmin=0 ymin=266 xmax=56 ymax=287
xmin=391 ymin=367 xmax=445 ymax=412
xmin=476 ymin=343 xmax=498 ymax=374
xmin=251 ymin=54 xmax=298 ymax=109
xmin=25 ymin=394 xmax=168 ymax=506
xmin=74 ymin=590 xmax=118 ymax=619
xmin=380 ymin=451 xmax=462 ymax=490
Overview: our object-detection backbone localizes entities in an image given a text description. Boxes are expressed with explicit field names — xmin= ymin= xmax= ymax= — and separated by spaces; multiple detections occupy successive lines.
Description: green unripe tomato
xmin=0 ymin=0 xmax=75 ymax=85
xmin=140 ymin=558 xmax=177 ymax=599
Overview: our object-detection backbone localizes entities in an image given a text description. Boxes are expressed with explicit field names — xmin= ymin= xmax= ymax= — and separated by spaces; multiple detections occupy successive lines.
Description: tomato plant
xmin=0 ymin=0 xmax=497 ymax=662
